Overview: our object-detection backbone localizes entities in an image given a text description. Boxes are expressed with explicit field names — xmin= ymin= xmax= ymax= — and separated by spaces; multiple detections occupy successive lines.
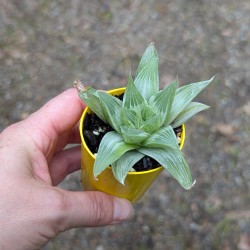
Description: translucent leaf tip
xmin=74 ymin=79 xmax=88 ymax=92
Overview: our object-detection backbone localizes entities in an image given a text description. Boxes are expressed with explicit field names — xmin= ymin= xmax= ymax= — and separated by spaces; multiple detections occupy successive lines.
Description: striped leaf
xmin=77 ymin=86 xmax=108 ymax=123
xmin=93 ymin=132 xmax=138 ymax=178
xmin=123 ymin=74 xmax=146 ymax=111
xmin=142 ymin=125 xmax=179 ymax=150
xmin=171 ymin=102 xmax=210 ymax=128
xmin=167 ymin=76 xmax=214 ymax=124
xmin=134 ymin=44 xmax=159 ymax=100
xmin=111 ymin=150 xmax=145 ymax=184
xmin=97 ymin=91 xmax=123 ymax=133
xmin=120 ymin=107 xmax=137 ymax=128
xmin=120 ymin=126 xmax=149 ymax=144
xmin=149 ymin=79 xmax=177 ymax=126
xmin=138 ymin=147 xmax=193 ymax=190
xmin=136 ymin=43 xmax=158 ymax=72
xmin=139 ymin=113 xmax=162 ymax=134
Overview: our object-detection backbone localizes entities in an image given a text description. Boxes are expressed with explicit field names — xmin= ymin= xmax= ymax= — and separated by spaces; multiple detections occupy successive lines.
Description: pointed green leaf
xmin=120 ymin=126 xmax=149 ymax=144
xmin=138 ymin=147 xmax=193 ymax=190
xmin=142 ymin=126 xmax=179 ymax=150
xmin=171 ymin=102 xmax=210 ymax=128
xmin=149 ymin=79 xmax=177 ymax=125
xmin=138 ymin=104 xmax=162 ymax=133
xmin=120 ymin=107 xmax=137 ymax=128
xmin=94 ymin=132 xmax=138 ymax=177
xmin=139 ymin=113 xmax=162 ymax=134
xmin=120 ymin=107 xmax=145 ymax=129
xmin=167 ymin=76 xmax=214 ymax=124
xmin=97 ymin=91 xmax=122 ymax=132
xmin=141 ymin=104 xmax=155 ymax=121
xmin=111 ymin=150 xmax=144 ymax=184
xmin=136 ymin=43 xmax=158 ymax=72
xmin=134 ymin=44 xmax=159 ymax=100
xmin=77 ymin=86 xmax=108 ymax=123
xmin=123 ymin=74 xmax=146 ymax=110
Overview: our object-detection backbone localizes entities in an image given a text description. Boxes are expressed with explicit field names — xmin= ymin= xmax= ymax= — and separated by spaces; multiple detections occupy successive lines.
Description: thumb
xmin=56 ymin=190 xmax=133 ymax=230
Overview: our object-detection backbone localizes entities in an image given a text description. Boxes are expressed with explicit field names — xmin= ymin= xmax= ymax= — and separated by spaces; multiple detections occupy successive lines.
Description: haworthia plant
xmin=75 ymin=43 xmax=214 ymax=189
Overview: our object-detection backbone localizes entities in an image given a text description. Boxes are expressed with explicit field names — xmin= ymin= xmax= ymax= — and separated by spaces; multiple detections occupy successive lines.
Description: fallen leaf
xmin=242 ymin=102 xmax=250 ymax=116
xmin=212 ymin=123 xmax=235 ymax=137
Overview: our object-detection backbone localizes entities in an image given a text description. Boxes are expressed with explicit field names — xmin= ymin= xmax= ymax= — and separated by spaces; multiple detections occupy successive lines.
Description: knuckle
xmin=49 ymin=189 xmax=69 ymax=231
xmin=88 ymin=192 xmax=112 ymax=225
xmin=53 ymin=190 xmax=68 ymax=211
xmin=1 ymin=123 xmax=21 ymax=141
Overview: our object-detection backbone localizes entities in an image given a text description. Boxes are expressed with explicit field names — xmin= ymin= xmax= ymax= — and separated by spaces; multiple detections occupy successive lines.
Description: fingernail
xmin=112 ymin=198 xmax=133 ymax=224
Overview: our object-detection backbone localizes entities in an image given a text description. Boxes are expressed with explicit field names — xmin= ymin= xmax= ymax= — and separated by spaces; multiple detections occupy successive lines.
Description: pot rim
xmin=79 ymin=87 xmax=185 ymax=175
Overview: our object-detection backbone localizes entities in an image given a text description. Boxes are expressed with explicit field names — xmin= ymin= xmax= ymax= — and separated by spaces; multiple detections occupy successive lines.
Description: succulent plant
xmin=75 ymin=43 xmax=214 ymax=190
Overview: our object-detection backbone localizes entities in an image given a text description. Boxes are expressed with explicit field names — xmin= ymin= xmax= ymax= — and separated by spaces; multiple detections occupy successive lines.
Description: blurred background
xmin=1 ymin=0 xmax=250 ymax=249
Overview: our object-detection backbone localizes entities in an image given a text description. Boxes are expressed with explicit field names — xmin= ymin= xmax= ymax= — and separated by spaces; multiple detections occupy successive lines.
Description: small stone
xmin=84 ymin=130 xmax=97 ymax=146
xmin=93 ymin=130 xmax=99 ymax=136
xmin=21 ymin=112 xmax=30 ymax=119
xmin=177 ymin=136 xmax=181 ymax=144
xmin=96 ymin=245 xmax=104 ymax=250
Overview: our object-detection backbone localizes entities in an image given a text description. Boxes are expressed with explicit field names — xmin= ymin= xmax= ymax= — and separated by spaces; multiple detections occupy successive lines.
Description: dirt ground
xmin=1 ymin=1 xmax=250 ymax=249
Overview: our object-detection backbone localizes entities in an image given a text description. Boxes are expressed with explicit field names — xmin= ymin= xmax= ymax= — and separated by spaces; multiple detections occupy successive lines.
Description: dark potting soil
xmin=83 ymin=111 xmax=182 ymax=172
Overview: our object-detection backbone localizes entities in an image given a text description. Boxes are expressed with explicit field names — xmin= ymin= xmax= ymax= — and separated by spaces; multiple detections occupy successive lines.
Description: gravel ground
xmin=1 ymin=1 xmax=250 ymax=249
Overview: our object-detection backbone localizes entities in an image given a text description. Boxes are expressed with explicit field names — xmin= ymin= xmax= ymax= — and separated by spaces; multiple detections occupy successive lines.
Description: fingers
xmin=24 ymin=88 xmax=85 ymax=156
xmin=55 ymin=190 xmax=133 ymax=230
xmin=52 ymin=124 xmax=81 ymax=154
xmin=49 ymin=146 xmax=81 ymax=185
xmin=68 ymin=122 xmax=82 ymax=144
xmin=32 ymin=88 xmax=85 ymax=135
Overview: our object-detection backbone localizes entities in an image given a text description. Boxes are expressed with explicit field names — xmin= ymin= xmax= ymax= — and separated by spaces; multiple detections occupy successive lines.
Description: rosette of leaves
xmin=75 ymin=43 xmax=214 ymax=190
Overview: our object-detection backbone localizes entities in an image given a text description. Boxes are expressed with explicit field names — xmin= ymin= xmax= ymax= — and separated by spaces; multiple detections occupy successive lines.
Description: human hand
xmin=0 ymin=88 xmax=132 ymax=250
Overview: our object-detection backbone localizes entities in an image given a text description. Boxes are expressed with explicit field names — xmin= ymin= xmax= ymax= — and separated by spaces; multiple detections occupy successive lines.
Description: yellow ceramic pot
xmin=79 ymin=87 xmax=186 ymax=203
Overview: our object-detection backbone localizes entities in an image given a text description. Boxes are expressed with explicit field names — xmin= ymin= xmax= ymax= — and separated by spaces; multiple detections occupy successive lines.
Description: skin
xmin=0 ymin=88 xmax=132 ymax=250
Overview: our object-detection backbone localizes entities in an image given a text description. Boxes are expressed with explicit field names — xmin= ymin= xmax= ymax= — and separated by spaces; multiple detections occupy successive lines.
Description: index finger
xmin=25 ymin=88 xmax=85 ymax=155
